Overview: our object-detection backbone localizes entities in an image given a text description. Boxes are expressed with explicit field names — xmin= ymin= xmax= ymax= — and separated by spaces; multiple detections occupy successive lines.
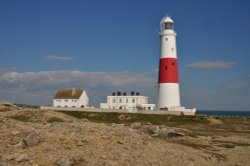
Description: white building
xmin=100 ymin=92 xmax=155 ymax=112
xmin=53 ymin=88 xmax=89 ymax=108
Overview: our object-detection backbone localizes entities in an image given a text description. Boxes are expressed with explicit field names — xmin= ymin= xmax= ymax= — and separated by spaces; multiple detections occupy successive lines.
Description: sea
xmin=197 ymin=110 xmax=250 ymax=117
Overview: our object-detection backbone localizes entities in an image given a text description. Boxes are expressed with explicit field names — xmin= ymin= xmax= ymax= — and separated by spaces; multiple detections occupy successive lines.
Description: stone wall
xmin=40 ymin=106 xmax=195 ymax=116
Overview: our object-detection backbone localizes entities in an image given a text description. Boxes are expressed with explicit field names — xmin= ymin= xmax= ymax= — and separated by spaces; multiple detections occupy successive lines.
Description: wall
xmin=53 ymin=99 xmax=79 ymax=108
xmin=102 ymin=95 xmax=150 ymax=110
xmin=78 ymin=91 xmax=89 ymax=107
xmin=40 ymin=106 xmax=196 ymax=116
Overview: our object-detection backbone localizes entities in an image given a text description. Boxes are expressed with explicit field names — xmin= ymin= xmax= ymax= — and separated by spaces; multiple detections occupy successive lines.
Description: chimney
xmin=71 ymin=87 xmax=76 ymax=96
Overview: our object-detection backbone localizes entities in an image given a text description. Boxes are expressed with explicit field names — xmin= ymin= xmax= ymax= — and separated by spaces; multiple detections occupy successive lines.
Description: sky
xmin=0 ymin=0 xmax=250 ymax=111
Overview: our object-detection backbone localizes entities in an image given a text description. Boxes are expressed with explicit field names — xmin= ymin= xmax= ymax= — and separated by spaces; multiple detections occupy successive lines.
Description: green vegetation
xmin=218 ymin=144 xmax=235 ymax=148
xmin=167 ymin=138 xmax=213 ymax=150
xmin=0 ymin=107 xmax=13 ymax=112
xmin=213 ymin=140 xmax=250 ymax=147
xmin=208 ymin=152 xmax=228 ymax=161
xmin=58 ymin=111 xmax=209 ymax=126
xmin=8 ymin=115 xmax=31 ymax=122
xmin=47 ymin=117 xmax=64 ymax=123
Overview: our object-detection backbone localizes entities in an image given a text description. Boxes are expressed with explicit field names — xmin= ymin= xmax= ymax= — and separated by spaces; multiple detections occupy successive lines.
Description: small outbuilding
xmin=53 ymin=88 xmax=89 ymax=108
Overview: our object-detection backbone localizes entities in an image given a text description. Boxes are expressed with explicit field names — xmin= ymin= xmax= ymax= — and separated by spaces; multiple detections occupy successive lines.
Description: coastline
xmin=197 ymin=110 xmax=250 ymax=117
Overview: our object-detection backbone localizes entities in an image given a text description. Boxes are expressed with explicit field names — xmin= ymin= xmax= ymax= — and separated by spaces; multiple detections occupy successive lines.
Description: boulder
xmin=149 ymin=126 xmax=185 ymax=137
xmin=3 ymin=153 xmax=19 ymax=160
xmin=54 ymin=157 xmax=71 ymax=166
xmin=15 ymin=153 xmax=29 ymax=162
xmin=130 ymin=122 xmax=141 ymax=128
xmin=111 ymin=123 xmax=125 ymax=127
xmin=23 ymin=133 xmax=40 ymax=147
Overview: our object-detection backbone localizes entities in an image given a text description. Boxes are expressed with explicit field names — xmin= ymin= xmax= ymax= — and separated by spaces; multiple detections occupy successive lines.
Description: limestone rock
xmin=149 ymin=125 xmax=185 ymax=137
xmin=11 ymin=130 xmax=21 ymax=136
xmin=130 ymin=122 xmax=141 ymax=128
xmin=117 ymin=139 xmax=127 ymax=144
xmin=111 ymin=123 xmax=125 ymax=127
xmin=23 ymin=133 xmax=40 ymax=147
xmin=15 ymin=153 xmax=29 ymax=162
xmin=3 ymin=153 xmax=19 ymax=160
xmin=54 ymin=157 xmax=71 ymax=166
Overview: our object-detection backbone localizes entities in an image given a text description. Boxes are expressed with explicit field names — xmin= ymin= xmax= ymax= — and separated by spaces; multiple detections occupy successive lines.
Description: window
xmin=165 ymin=38 xmax=168 ymax=41
xmin=132 ymin=98 xmax=135 ymax=103
xmin=119 ymin=98 xmax=122 ymax=103
xmin=126 ymin=98 xmax=128 ymax=103
xmin=112 ymin=98 xmax=115 ymax=103
xmin=171 ymin=48 xmax=174 ymax=51
xmin=164 ymin=22 xmax=173 ymax=30
xmin=65 ymin=99 xmax=68 ymax=102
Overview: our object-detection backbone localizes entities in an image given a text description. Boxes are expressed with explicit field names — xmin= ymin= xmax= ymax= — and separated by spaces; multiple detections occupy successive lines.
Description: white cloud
xmin=185 ymin=61 xmax=235 ymax=69
xmin=44 ymin=55 xmax=73 ymax=61
xmin=0 ymin=70 xmax=157 ymax=106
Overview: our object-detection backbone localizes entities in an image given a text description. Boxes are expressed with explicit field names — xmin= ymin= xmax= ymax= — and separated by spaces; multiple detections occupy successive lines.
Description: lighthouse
xmin=158 ymin=16 xmax=180 ymax=110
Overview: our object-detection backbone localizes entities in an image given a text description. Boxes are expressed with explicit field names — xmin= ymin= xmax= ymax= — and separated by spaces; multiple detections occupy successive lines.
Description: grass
xmin=0 ymin=107 xmax=13 ymax=112
xmin=47 ymin=117 xmax=64 ymax=123
xmin=169 ymin=139 xmax=213 ymax=150
xmin=8 ymin=115 xmax=31 ymax=122
xmin=58 ymin=111 xmax=209 ymax=126
xmin=164 ymin=138 xmax=229 ymax=161
xmin=218 ymin=144 xmax=235 ymax=148
xmin=208 ymin=152 xmax=228 ymax=161
xmin=213 ymin=140 xmax=250 ymax=147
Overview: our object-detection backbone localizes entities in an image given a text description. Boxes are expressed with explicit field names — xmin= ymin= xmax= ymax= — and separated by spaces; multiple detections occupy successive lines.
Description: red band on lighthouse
xmin=158 ymin=58 xmax=179 ymax=83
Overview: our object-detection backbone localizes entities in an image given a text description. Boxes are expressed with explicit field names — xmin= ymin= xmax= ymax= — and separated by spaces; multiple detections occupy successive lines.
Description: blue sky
xmin=0 ymin=0 xmax=250 ymax=111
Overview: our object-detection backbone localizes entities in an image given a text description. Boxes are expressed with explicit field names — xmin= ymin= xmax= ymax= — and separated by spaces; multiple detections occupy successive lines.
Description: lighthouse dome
xmin=160 ymin=16 xmax=174 ymax=31
xmin=160 ymin=16 xmax=174 ymax=24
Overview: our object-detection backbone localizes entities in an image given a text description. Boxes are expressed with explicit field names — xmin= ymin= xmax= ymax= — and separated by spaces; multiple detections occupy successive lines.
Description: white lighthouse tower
xmin=157 ymin=16 xmax=196 ymax=114
xmin=157 ymin=16 xmax=180 ymax=110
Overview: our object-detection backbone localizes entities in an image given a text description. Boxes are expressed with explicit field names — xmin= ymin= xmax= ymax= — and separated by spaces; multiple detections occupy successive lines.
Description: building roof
xmin=53 ymin=89 xmax=84 ymax=99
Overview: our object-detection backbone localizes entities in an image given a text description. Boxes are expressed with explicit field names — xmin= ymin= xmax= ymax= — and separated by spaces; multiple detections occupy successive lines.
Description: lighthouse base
xmin=157 ymin=106 xmax=196 ymax=115
xmin=160 ymin=106 xmax=196 ymax=115
xmin=169 ymin=106 xmax=196 ymax=114
xmin=158 ymin=83 xmax=180 ymax=109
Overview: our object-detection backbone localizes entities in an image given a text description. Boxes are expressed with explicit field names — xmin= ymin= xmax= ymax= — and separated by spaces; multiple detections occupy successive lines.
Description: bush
xmin=47 ymin=117 xmax=64 ymax=123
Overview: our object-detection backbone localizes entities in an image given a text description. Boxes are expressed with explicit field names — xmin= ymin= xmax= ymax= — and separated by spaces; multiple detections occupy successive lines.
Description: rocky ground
xmin=0 ymin=102 xmax=250 ymax=166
